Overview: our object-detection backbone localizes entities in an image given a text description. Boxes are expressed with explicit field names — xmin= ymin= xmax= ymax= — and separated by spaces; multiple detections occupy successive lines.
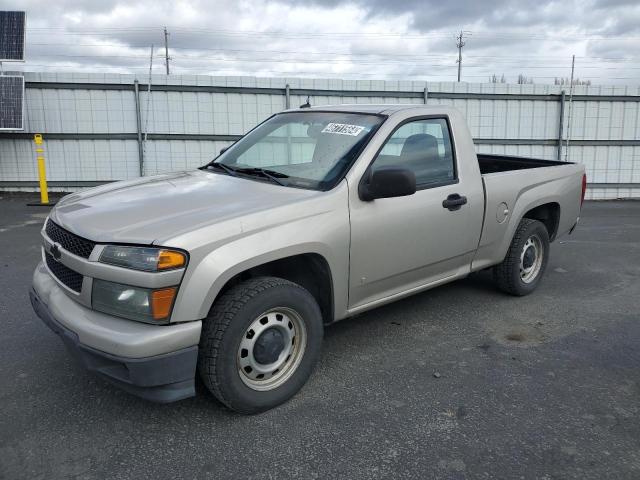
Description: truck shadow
xmin=324 ymin=270 xmax=500 ymax=341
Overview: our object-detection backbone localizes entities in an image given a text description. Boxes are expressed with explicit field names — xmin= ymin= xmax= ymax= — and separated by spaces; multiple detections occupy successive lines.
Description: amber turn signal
xmin=157 ymin=250 xmax=186 ymax=270
xmin=151 ymin=287 xmax=177 ymax=320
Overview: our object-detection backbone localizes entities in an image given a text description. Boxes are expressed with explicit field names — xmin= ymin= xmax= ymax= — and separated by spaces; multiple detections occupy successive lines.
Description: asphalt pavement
xmin=1 ymin=194 xmax=639 ymax=479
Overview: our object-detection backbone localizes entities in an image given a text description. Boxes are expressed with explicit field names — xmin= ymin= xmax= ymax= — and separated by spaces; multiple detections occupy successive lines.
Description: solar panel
xmin=0 ymin=75 xmax=24 ymax=130
xmin=0 ymin=11 xmax=26 ymax=61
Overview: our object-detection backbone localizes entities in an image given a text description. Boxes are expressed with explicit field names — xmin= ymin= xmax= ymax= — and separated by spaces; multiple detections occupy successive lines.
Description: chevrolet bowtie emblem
xmin=50 ymin=244 xmax=62 ymax=261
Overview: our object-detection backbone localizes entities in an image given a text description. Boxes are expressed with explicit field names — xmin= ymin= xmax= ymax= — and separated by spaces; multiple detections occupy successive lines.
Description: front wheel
xmin=493 ymin=218 xmax=550 ymax=296
xmin=198 ymin=276 xmax=323 ymax=414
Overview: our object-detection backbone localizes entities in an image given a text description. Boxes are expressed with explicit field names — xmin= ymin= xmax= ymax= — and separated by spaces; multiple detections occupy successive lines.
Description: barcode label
xmin=321 ymin=123 xmax=366 ymax=136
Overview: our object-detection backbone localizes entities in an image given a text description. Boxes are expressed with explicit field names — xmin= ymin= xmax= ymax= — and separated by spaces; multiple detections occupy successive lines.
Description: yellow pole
xmin=34 ymin=134 xmax=49 ymax=205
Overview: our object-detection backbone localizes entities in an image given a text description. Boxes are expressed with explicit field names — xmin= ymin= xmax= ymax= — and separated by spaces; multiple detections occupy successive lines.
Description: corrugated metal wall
xmin=1 ymin=72 xmax=639 ymax=199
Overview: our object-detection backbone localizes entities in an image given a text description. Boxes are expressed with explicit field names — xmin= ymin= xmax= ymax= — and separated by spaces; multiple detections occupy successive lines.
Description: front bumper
xmin=30 ymin=263 xmax=202 ymax=403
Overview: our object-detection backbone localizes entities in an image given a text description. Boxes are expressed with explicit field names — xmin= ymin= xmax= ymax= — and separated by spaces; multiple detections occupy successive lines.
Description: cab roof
xmin=282 ymin=104 xmax=456 ymax=116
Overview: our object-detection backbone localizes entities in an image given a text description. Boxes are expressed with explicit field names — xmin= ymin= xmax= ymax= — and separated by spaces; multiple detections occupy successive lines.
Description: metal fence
xmin=1 ymin=72 xmax=639 ymax=199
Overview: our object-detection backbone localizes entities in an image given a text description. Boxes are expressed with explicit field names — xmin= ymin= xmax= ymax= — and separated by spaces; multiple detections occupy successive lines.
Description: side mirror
xmin=359 ymin=167 xmax=417 ymax=201
xmin=219 ymin=147 xmax=229 ymax=155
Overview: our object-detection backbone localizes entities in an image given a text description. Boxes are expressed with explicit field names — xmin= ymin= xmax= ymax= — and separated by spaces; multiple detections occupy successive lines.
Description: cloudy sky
xmin=4 ymin=0 xmax=640 ymax=84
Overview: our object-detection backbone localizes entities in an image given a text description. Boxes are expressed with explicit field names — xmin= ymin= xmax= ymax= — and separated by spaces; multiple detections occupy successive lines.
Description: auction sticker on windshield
xmin=322 ymin=123 xmax=366 ymax=136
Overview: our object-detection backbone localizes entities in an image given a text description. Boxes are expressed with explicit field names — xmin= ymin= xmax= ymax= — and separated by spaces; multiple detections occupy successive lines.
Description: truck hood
xmin=50 ymin=170 xmax=321 ymax=245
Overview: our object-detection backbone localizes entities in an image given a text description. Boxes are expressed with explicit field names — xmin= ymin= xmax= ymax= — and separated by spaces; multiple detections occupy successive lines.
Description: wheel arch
xmin=487 ymin=196 xmax=563 ymax=270
xmin=522 ymin=202 xmax=561 ymax=241
xmin=213 ymin=253 xmax=335 ymax=324
xmin=178 ymin=245 xmax=338 ymax=325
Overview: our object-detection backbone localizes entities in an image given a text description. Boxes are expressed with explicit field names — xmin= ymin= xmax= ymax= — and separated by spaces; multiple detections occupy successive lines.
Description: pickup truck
xmin=30 ymin=105 xmax=586 ymax=413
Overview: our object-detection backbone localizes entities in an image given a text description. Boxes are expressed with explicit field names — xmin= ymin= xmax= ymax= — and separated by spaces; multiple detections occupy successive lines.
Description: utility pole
xmin=565 ymin=55 xmax=576 ymax=162
xmin=163 ymin=27 xmax=170 ymax=75
xmin=456 ymin=31 xmax=470 ymax=82
xmin=145 ymin=44 xmax=154 ymax=144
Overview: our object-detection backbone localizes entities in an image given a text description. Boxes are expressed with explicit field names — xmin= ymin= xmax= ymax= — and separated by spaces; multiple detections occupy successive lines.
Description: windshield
xmin=207 ymin=111 xmax=385 ymax=190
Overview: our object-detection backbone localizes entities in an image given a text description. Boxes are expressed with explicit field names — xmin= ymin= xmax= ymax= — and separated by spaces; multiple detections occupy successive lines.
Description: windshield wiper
xmin=234 ymin=167 xmax=289 ymax=186
xmin=207 ymin=163 xmax=238 ymax=177
xmin=206 ymin=163 xmax=289 ymax=186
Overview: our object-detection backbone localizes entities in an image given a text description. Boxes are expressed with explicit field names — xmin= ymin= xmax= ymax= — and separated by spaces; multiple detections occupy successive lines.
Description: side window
xmin=373 ymin=118 xmax=455 ymax=186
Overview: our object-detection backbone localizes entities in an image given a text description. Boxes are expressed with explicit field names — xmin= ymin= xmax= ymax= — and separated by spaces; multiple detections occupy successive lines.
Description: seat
xmin=400 ymin=134 xmax=452 ymax=183
xmin=400 ymin=134 xmax=439 ymax=163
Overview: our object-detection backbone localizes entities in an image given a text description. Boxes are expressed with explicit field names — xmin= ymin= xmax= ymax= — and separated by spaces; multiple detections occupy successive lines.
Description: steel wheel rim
xmin=520 ymin=234 xmax=544 ymax=284
xmin=237 ymin=307 xmax=307 ymax=391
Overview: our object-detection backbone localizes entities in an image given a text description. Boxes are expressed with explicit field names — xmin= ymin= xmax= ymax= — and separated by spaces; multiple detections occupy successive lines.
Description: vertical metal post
xmin=565 ymin=55 xmax=575 ymax=162
xmin=557 ymin=90 xmax=565 ymax=161
xmin=163 ymin=27 xmax=170 ymax=75
xmin=34 ymin=134 xmax=49 ymax=205
xmin=285 ymin=84 xmax=292 ymax=163
xmin=423 ymin=86 xmax=428 ymax=104
xmin=133 ymin=80 xmax=144 ymax=177
xmin=144 ymin=45 xmax=154 ymax=144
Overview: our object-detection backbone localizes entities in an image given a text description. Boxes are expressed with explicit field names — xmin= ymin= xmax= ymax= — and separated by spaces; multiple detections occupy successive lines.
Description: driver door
xmin=348 ymin=117 xmax=478 ymax=310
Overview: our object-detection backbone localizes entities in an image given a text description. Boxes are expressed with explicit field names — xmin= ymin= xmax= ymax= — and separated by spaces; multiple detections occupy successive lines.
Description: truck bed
xmin=477 ymin=154 xmax=568 ymax=175
xmin=473 ymin=152 xmax=584 ymax=272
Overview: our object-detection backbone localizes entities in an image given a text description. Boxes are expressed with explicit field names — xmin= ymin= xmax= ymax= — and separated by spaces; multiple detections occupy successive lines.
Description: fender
xmin=169 ymin=189 xmax=351 ymax=323
xmin=472 ymin=168 xmax=581 ymax=271
xmin=184 ymin=241 xmax=341 ymax=321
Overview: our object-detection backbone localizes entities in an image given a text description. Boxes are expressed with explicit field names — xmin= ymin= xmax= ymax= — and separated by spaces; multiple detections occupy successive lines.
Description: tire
xmin=198 ymin=276 xmax=323 ymax=414
xmin=493 ymin=218 xmax=550 ymax=296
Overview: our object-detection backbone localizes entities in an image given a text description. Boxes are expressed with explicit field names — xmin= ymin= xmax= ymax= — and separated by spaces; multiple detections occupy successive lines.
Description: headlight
xmin=92 ymin=279 xmax=177 ymax=323
xmin=99 ymin=246 xmax=186 ymax=272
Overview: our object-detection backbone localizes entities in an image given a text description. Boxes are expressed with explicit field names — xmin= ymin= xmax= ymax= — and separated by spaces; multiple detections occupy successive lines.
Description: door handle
xmin=442 ymin=193 xmax=467 ymax=211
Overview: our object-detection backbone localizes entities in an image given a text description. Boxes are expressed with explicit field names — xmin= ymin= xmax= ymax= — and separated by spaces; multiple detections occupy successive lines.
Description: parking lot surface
xmin=1 ymin=195 xmax=639 ymax=480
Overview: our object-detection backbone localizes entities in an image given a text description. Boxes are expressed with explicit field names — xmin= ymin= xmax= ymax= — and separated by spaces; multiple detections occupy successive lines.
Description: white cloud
xmin=4 ymin=0 xmax=640 ymax=84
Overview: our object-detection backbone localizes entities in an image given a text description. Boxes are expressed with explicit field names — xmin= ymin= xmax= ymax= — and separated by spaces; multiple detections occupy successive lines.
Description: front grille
xmin=45 ymin=220 xmax=96 ymax=259
xmin=45 ymin=251 xmax=83 ymax=293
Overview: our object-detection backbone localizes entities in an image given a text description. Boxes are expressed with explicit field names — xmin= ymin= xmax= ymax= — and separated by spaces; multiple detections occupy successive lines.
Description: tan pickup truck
xmin=30 ymin=105 xmax=586 ymax=413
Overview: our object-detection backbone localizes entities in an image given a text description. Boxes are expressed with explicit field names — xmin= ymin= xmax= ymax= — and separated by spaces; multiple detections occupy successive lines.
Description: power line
xmin=14 ymin=26 xmax=640 ymax=84
xmin=24 ymin=43 xmax=640 ymax=62
xmin=16 ymin=63 xmax=640 ymax=81
xmin=23 ymin=52 xmax=640 ymax=70
xmin=24 ymin=27 xmax=640 ymax=41
xmin=22 ymin=49 xmax=640 ymax=67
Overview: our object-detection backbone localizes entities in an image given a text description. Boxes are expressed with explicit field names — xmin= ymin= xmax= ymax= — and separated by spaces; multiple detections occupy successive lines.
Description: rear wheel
xmin=493 ymin=218 xmax=550 ymax=296
xmin=198 ymin=276 xmax=323 ymax=414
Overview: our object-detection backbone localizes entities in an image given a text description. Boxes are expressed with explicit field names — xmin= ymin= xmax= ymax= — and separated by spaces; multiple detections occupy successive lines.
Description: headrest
xmin=401 ymin=134 xmax=438 ymax=157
